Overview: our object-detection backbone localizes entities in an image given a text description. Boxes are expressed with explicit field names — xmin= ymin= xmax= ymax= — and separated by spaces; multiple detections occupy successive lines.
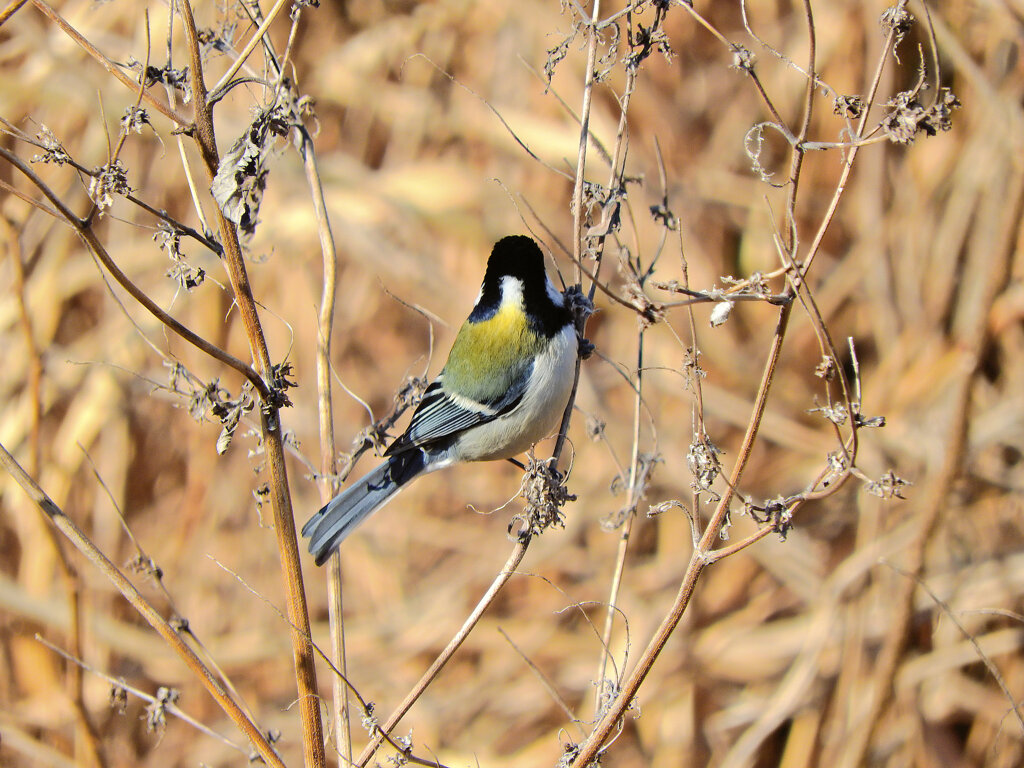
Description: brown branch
xmin=0 ymin=441 xmax=286 ymax=768
xmin=30 ymin=0 xmax=192 ymax=128
xmin=0 ymin=0 xmax=29 ymax=27
xmin=0 ymin=145 xmax=268 ymax=397
xmin=355 ymin=540 xmax=531 ymax=766
xmin=570 ymin=302 xmax=793 ymax=767
xmin=174 ymin=3 xmax=325 ymax=765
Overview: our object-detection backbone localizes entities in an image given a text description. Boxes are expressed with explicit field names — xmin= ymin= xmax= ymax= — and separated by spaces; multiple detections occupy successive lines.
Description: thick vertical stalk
xmin=176 ymin=3 xmax=325 ymax=764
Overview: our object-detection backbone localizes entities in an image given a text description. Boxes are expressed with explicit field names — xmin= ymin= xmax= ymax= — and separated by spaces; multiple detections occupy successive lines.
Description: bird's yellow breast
xmin=443 ymin=303 xmax=542 ymax=401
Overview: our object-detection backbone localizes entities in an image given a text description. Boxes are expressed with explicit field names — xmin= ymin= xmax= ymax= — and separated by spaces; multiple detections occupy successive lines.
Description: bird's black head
xmin=469 ymin=235 xmax=570 ymax=337
xmin=482 ymin=235 xmax=547 ymax=286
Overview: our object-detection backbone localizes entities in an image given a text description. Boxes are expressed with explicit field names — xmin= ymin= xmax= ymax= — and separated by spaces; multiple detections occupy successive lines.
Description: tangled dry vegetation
xmin=1 ymin=1 xmax=1022 ymax=767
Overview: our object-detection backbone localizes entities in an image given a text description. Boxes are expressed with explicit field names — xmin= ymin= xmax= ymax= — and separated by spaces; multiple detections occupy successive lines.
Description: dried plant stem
xmin=171 ymin=120 xmax=214 ymax=240
xmin=209 ymin=0 xmax=290 ymax=98
xmin=6 ymin=219 xmax=105 ymax=768
xmin=37 ymin=636 xmax=249 ymax=755
xmin=571 ymin=0 xmax=601 ymax=270
xmin=30 ymin=0 xmax=190 ymax=127
xmin=0 ymin=441 xmax=286 ymax=768
xmin=778 ymin=0 xmax=816 ymax=250
xmin=174 ymin=3 xmax=325 ymax=765
xmin=355 ymin=540 xmax=530 ymax=767
xmin=324 ymin=555 xmax=350 ymax=756
xmin=124 ymin=192 xmax=220 ymax=254
xmin=799 ymin=1 xmax=903 ymax=275
xmin=593 ymin=329 xmax=645 ymax=714
xmin=0 ymin=145 xmax=267 ymax=397
xmin=706 ymin=525 xmax=776 ymax=561
xmin=571 ymin=303 xmax=792 ymax=767
xmin=0 ymin=0 xmax=28 ymax=28
xmin=593 ymin=516 xmax=632 ymax=708
xmin=298 ymin=125 xmax=353 ymax=760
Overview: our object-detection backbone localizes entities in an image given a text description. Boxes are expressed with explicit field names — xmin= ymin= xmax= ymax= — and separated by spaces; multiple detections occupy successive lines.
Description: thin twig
xmin=0 ymin=0 xmax=30 ymax=27
xmin=884 ymin=565 xmax=1024 ymax=734
xmin=593 ymin=327 xmax=644 ymax=717
xmin=0 ymin=441 xmax=286 ymax=768
xmin=31 ymin=0 xmax=191 ymax=127
xmin=124 ymin=192 xmax=222 ymax=254
xmin=799 ymin=0 xmax=903 ymax=275
xmin=208 ymin=0 xmax=291 ymax=100
xmin=297 ymin=121 xmax=354 ymax=761
xmin=571 ymin=302 xmax=793 ymax=767
xmin=571 ymin=0 xmax=602 ymax=270
xmin=37 ymin=636 xmax=249 ymax=755
xmin=355 ymin=540 xmax=531 ymax=766
xmin=212 ymin=558 xmax=451 ymax=768
xmin=0 ymin=144 xmax=268 ymax=397
xmin=498 ymin=627 xmax=582 ymax=730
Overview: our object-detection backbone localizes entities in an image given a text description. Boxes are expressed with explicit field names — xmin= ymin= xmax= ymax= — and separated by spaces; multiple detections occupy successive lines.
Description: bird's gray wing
xmin=385 ymin=366 xmax=531 ymax=456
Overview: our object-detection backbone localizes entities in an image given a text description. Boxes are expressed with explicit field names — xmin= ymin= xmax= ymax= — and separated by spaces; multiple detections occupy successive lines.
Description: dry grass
xmin=1 ymin=1 xmax=1022 ymax=767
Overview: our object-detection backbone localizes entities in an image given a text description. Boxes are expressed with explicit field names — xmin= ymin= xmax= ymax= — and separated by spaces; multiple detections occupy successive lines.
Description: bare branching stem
xmin=800 ymin=0 xmax=902 ymax=275
xmin=0 ymin=442 xmax=286 ymax=768
xmin=30 ymin=0 xmax=191 ymax=127
xmin=0 ymin=145 xmax=267 ymax=396
xmin=175 ymin=3 xmax=325 ymax=764
xmin=571 ymin=302 xmax=791 ymax=767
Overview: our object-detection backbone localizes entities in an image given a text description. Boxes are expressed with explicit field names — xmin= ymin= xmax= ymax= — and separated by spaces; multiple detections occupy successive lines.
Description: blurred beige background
xmin=1 ymin=1 xmax=1022 ymax=766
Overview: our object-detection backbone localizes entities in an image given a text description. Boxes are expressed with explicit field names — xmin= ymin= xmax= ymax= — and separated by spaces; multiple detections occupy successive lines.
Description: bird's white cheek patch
xmin=500 ymin=275 xmax=526 ymax=308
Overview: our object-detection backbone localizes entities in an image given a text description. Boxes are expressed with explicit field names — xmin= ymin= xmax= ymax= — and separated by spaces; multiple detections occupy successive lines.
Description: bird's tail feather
xmin=303 ymin=450 xmax=428 ymax=565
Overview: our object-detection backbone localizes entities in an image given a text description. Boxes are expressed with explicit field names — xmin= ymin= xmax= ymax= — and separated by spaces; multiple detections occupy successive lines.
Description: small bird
xmin=303 ymin=235 xmax=578 ymax=565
